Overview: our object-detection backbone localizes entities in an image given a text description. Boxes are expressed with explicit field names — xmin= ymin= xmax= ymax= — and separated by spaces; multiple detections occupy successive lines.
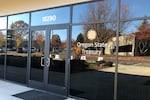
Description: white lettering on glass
xmin=42 ymin=15 xmax=56 ymax=22
xmin=77 ymin=42 xmax=107 ymax=48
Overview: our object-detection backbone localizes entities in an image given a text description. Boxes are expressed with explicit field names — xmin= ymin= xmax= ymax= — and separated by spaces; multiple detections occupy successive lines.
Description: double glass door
xmin=29 ymin=25 xmax=70 ymax=95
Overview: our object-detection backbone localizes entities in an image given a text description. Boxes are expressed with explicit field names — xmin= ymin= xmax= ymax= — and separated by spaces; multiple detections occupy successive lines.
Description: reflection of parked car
xmin=17 ymin=48 xmax=23 ymax=53
xmin=22 ymin=47 xmax=27 ymax=53
xmin=53 ymin=47 xmax=62 ymax=54
xmin=31 ymin=47 xmax=37 ymax=52
xmin=17 ymin=47 xmax=27 ymax=53
xmin=0 ymin=47 xmax=7 ymax=52
xmin=0 ymin=48 xmax=3 ymax=52
xmin=12 ymin=47 xmax=17 ymax=51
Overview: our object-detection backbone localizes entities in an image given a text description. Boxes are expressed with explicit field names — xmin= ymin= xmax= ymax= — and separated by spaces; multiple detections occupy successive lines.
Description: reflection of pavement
xmin=99 ymin=63 xmax=150 ymax=76
xmin=0 ymin=51 xmax=28 ymax=57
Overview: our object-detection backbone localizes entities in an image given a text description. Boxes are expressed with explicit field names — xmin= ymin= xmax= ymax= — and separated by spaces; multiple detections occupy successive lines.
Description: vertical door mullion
xmin=65 ymin=26 xmax=70 ymax=96
xmin=27 ymin=28 xmax=32 ymax=84
xmin=43 ymin=29 xmax=50 ymax=85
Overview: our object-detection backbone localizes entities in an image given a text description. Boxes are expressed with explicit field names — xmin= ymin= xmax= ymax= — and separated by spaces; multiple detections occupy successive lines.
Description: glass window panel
xmin=0 ymin=31 xmax=6 ymax=78
xmin=31 ymin=7 xmax=70 ymax=26
xmin=70 ymin=25 xmax=114 ymax=100
xmin=121 ymin=20 xmax=148 ymax=34
xmin=6 ymin=29 xmax=29 ymax=84
xmin=48 ymin=29 xmax=67 ymax=87
xmin=0 ymin=17 xmax=7 ymax=29
xmin=8 ymin=13 xmax=29 ymax=29
xmin=121 ymin=0 xmax=150 ymax=19
xmin=72 ymin=0 xmax=117 ymax=23
xmin=117 ymin=19 xmax=150 ymax=100
xmin=30 ymin=30 xmax=45 ymax=82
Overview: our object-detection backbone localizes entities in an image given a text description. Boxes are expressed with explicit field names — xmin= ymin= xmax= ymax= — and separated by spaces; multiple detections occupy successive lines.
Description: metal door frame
xmin=27 ymin=24 xmax=70 ymax=96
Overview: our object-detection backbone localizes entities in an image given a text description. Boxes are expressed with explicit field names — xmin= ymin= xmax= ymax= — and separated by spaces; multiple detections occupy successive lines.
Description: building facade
xmin=0 ymin=0 xmax=150 ymax=100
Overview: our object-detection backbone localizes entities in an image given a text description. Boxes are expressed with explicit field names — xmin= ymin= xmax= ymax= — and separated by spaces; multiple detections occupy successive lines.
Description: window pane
xmin=115 ymin=19 xmax=150 ymax=99
xmin=6 ymin=29 xmax=29 ymax=84
xmin=0 ymin=17 xmax=7 ymax=29
xmin=72 ymin=0 xmax=117 ymax=23
xmin=121 ymin=0 xmax=150 ymax=19
xmin=31 ymin=7 xmax=70 ymax=26
xmin=8 ymin=13 xmax=29 ymax=29
xmin=70 ymin=25 xmax=114 ymax=100
xmin=30 ymin=30 xmax=45 ymax=82
xmin=0 ymin=31 xmax=6 ymax=78
xmin=48 ymin=29 xmax=67 ymax=87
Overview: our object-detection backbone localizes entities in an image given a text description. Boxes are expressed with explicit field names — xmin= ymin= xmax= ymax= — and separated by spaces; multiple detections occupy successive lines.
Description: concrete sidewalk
xmin=0 ymin=80 xmax=77 ymax=100
xmin=0 ymin=80 xmax=32 ymax=100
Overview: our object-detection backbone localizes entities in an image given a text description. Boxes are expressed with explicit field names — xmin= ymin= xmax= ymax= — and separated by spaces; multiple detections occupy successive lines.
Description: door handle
xmin=40 ymin=57 xmax=45 ymax=67
xmin=41 ymin=57 xmax=50 ymax=67
xmin=46 ymin=57 xmax=50 ymax=67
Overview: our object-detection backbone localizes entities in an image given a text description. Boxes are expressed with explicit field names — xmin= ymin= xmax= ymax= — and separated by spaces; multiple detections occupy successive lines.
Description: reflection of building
xmin=105 ymin=33 xmax=150 ymax=56
xmin=105 ymin=34 xmax=136 ymax=56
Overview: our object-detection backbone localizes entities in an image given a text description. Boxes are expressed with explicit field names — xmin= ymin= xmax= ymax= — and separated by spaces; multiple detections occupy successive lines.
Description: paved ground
xmin=0 ymin=80 xmax=32 ymax=100
xmin=0 ymin=80 xmax=77 ymax=100
xmin=100 ymin=62 xmax=150 ymax=76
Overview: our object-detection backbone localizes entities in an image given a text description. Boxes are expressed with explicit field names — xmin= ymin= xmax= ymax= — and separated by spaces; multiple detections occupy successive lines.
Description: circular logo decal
xmin=87 ymin=29 xmax=97 ymax=40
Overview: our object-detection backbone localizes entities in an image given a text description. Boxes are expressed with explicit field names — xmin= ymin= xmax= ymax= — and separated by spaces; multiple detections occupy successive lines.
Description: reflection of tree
xmin=138 ymin=19 xmax=150 ymax=33
xmin=61 ymin=42 xmax=66 ymax=49
xmin=36 ymin=33 xmax=44 ymax=52
xmin=0 ymin=32 xmax=5 ymax=47
xmin=73 ymin=33 xmax=84 ymax=58
xmin=74 ymin=46 xmax=82 ymax=59
xmin=134 ymin=19 xmax=150 ymax=56
xmin=16 ymin=36 xmax=23 ymax=48
xmin=10 ymin=20 xmax=28 ymax=48
xmin=51 ymin=34 xmax=61 ymax=50
xmin=82 ymin=0 xmax=130 ymax=43
xmin=76 ymin=33 xmax=84 ymax=43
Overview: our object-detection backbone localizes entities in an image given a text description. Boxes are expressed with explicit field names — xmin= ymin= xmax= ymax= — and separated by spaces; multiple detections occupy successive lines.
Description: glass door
xmin=29 ymin=25 xmax=70 ymax=95
xmin=30 ymin=29 xmax=46 ymax=83
xmin=47 ymin=28 xmax=69 ymax=94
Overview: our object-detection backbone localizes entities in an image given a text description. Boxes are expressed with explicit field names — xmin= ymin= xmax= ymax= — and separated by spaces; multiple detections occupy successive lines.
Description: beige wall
xmin=0 ymin=0 xmax=91 ymax=16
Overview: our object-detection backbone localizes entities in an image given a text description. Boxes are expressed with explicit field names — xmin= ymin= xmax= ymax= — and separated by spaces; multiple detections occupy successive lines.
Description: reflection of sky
xmin=51 ymin=29 xmax=67 ymax=42
xmin=121 ymin=0 xmax=150 ymax=18
xmin=8 ymin=13 xmax=29 ymax=28
xmin=0 ymin=31 xmax=6 ymax=36
xmin=0 ymin=17 xmax=7 ymax=29
xmin=123 ymin=21 xmax=141 ymax=34
xmin=73 ymin=3 xmax=88 ymax=23
xmin=0 ymin=0 xmax=150 ymax=38
xmin=124 ymin=20 xmax=150 ymax=34
xmin=72 ymin=26 xmax=83 ymax=41
xmin=121 ymin=0 xmax=150 ymax=33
